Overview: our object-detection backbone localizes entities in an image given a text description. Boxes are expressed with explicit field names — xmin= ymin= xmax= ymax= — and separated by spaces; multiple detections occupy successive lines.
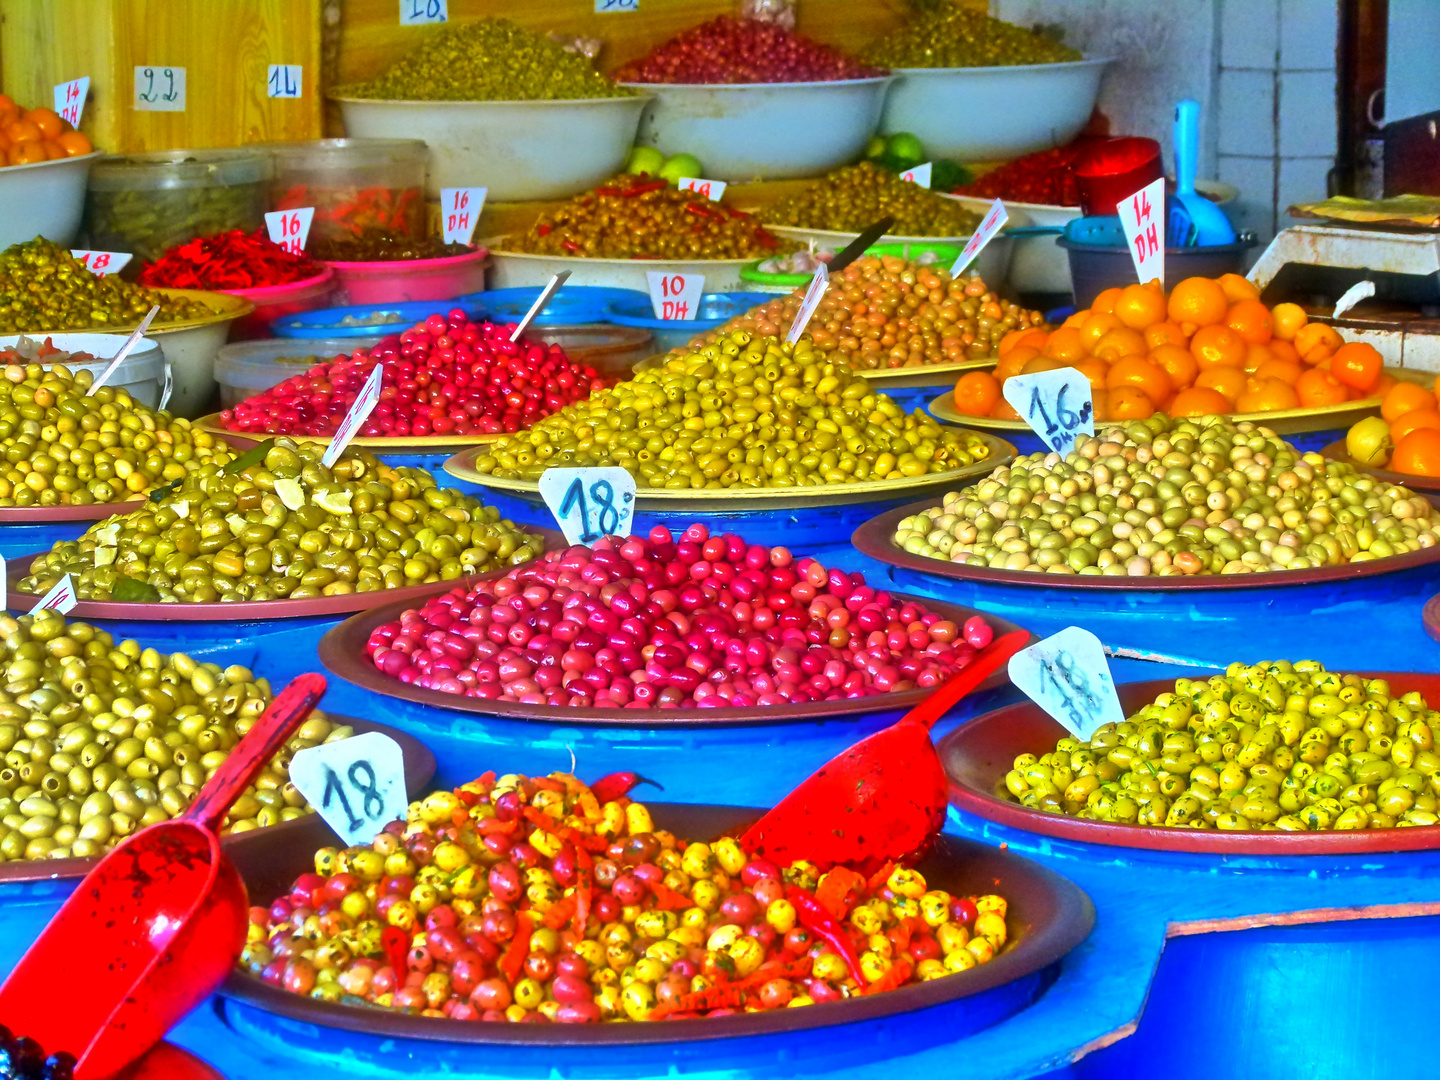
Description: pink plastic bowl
xmin=223 ymin=267 xmax=338 ymax=341
xmin=325 ymin=247 xmax=489 ymax=306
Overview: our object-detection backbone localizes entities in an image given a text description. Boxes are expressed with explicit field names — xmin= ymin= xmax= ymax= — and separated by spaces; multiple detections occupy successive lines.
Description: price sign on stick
xmin=441 ymin=187 xmax=486 ymax=245
xmin=899 ymin=162 xmax=932 ymax=188
xmin=89 ymin=306 xmax=159 ymax=397
xmin=29 ymin=574 xmax=76 ymax=617
xmin=290 ymin=732 xmax=408 ymax=846
xmin=400 ymin=0 xmax=447 ymax=24
xmin=646 ymin=271 xmax=704 ymax=320
xmin=1002 ymin=369 xmax=1094 ymax=456
xmin=678 ymin=177 xmax=725 ymax=201
xmin=952 ymin=198 xmax=1009 ymax=277
xmin=786 ymin=264 xmax=829 ymax=344
xmin=70 ymin=251 xmax=131 ymax=276
xmin=322 ymin=364 xmax=384 ymax=468
xmin=510 ymin=271 xmax=571 ymax=342
xmin=1118 ymin=178 xmax=1166 ymax=288
xmin=265 ymin=207 xmax=314 ymax=256
xmin=1008 ymin=627 xmax=1124 ymax=741
xmin=54 ymin=77 xmax=89 ymax=127
xmin=540 ymin=467 xmax=636 ymax=545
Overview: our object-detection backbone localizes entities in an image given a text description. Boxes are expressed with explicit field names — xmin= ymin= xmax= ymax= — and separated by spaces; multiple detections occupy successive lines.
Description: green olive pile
xmin=764 ymin=163 xmax=982 ymax=238
xmin=339 ymin=18 xmax=627 ymax=101
xmin=20 ymin=439 xmax=545 ymax=603
xmin=0 ymin=239 xmax=213 ymax=333
xmin=1005 ymin=660 xmax=1440 ymax=832
xmin=863 ymin=8 xmax=1082 ymax=68
xmin=473 ymin=331 xmax=994 ymax=488
xmin=0 ymin=363 xmax=238 ymax=508
xmin=0 ymin=608 xmax=352 ymax=861
xmin=893 ymin=415 xmax=1440 ymax=576
xmin=515 ymin=173 xmax=789 ymax=260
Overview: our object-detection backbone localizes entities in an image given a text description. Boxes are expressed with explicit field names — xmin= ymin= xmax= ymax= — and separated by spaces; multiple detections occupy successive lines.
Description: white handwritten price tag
xmin=1118 ymin=178 xmax=1166 ymax=288
xmin=267 ymin=65 xmax=302 ymax=99
xmin=134 ymin=66 xmax=185 ymax=111
xmin=29 ymin=574 xmax=76 ymax=616
xmin=596 ymin=0 xmax=639 ymax=10
xmin=322 ymin=363 xmax=384 ymax=468
xmin=70 ymin=251 xmax=131 ymax=276
xmin=786 ymin=264 xmax=829 ymax=344
xmin=899 ymin=162 xmax=932 ymax=189
xmin=1008 ymin=627 xmax=1124 ymax=741
xmin=265 ymin=207 xmax=314 ymax=255
xmin=952 ymin=198 xmax=1009 ymax=277
xmin=678 ymin=177 xmax=725 ymax=201
xmin=400 ymin=0 xmax=447 ymax=24
xmin=441 ymin=186 xmax=486 ymax=245
xmin=539 ymin=467 xmax=636 ymax=546
xmin=646 ymin=271 xmax=704 ymax=321
xmin=1333 ymin=279 xmax=1376 ymax=319
xmin=1003 ymin=369 xmax=1094 ymax=457
xmin=54 ymin=77 xmax=89 ymax=128
xmin=290 ymin=731 xmax=408 ymax=846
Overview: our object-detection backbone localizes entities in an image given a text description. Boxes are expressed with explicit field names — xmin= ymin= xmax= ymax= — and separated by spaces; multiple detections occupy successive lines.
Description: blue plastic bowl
xmin=605 ymin=291 xmax=773 ymax=353
xmin=457 ymin=286 xmax=647 ymax=328
xmin=270 ymin=298 xmax=487 ymax=339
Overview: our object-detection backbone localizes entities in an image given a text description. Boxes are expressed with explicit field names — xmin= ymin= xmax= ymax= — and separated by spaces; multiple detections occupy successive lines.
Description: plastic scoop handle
xmin=184 ymin=672 xmax=327 ymax=834
xmin=906 ymin=630 xmax=1033 ymax=732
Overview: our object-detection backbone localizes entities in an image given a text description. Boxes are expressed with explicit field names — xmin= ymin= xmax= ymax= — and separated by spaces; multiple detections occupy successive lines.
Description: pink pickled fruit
xmin=555 ymin=952 xmax=590 ymax=981
xmin=556 ymin=1002 xmax=602 ymax=1024
xmin=551 ymin=973 xmax=594 ymax=1004
xmin=720 ymin=893 xmax=759 ymax=925
xmin=611 ymin=874 xmax=645 ymax=905
xmin=963 ymin=616 xmax=993 ymax=649
xmin=740 ymin=859 xmax=780 ymax=886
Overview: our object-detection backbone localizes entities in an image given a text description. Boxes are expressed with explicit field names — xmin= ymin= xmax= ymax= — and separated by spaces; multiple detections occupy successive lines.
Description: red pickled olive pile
xmin=364 ymin=523 xmax=995 ymax=709
xmin=218 ymin=311 xmax=606 ymax=438
xmin=614 ymin=15 xmax=886 ymax=84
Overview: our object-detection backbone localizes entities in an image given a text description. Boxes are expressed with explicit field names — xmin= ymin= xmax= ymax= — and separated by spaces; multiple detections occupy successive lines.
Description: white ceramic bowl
xmin=620 ymin=78 xmax=892 ymax=182
xmin=0 ymin=152 xmax=102 ymax=249
xmin=482 ymin=239 xmax=753 ymax=293
xmin=881 ymin=59 xmax=1112 ymax=162
xmin=764 ymin=225 xmax=1015 ymax=291
xmin=0 ymin=332 xmax=164 ymax=409
xmin=333 ymin=97 xmax=648 ymax=201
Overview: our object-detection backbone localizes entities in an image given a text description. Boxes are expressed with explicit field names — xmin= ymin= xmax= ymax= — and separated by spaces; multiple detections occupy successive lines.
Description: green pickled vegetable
xmin=764 ymin=162 xmax=983 ymax=237
xmin=86 ymin=182 xmax=268 ymax=266
xmin=864 ymin=7 xmax=1082 ymax=68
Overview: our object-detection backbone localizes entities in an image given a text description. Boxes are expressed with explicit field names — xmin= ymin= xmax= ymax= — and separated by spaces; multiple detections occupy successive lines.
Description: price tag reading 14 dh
xmin=1008 ymin=627 xmax=1124 ymax=742
xmin=54 ymin=77 xmax=89 ymax=128
xmin=539 ymin=467 xmax=636 ymax=546
xmin=1118 ymin=177 xmax=1166 ymax=289
xmin=289 ymin=731 xmax=408 ymax=846
xmin=1002 ymin=368 xmax=1094 ymax=456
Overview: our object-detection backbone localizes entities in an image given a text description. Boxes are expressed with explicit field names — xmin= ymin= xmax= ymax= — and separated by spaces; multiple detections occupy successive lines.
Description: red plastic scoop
xmin=742 ymin=632 xmax=1029 ymax=872
xmin=0 ymin=673 xmax=327 ymax=1080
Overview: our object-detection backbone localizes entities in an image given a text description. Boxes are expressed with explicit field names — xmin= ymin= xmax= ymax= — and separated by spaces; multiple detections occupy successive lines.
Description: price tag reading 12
xmin=441 ymin=187 xmax=486 ymax=245
xmin=265 ymin=207 xmax=314 ymax=256
xmin=539 ymin=467 xmax=636 ymax=546
xmin=646 ymin=271 xmax=704 ymax=321
xmin=1118 ymin=177 xmax=1166 ymax=288
xmin=1002 ymin=369 xmax=1094 ymax=456
xmin=289 ymin=731 xmax=408 ymax=847
xmin=1008 ymin=627 xmax=1124 ymax=741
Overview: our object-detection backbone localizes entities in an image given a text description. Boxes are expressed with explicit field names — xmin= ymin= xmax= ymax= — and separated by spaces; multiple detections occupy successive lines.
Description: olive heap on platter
xmin=20 ymin=439 xmax=545 ymax=603
xmin=764 ymin=163 xmax=982 ymax=238
xmin=1006 ymin=660 xmax=1440 ymax=832
xmin=863 ymin=7 xmax=1083 ymax=68
xmin=365 ymin=523 xmax=997 ymax=709
xmin=242 ymin=770 xmax=1011 ymax=1021
xmin=472 ymin=331 xmax=993 ymax=488
xmin=0 ymin=361 xmax=238 ymax=508
xmin=0 ymin=608 xmax=352 ymax=862
xmin=893 ymin=414 xmax=1440 ymax=576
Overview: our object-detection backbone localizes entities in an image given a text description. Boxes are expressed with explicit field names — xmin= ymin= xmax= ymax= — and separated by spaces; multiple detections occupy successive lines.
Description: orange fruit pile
xmin=0 ymin=95 xmax=92 ymax=167
xmin=950 ymin=275 xmax=1388 ymax=424
xmin=1345 ymin=379 xmax=1440 ymax=477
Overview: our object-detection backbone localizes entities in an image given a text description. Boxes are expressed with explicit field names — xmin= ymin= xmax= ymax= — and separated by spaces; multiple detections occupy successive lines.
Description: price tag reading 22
xmin=539 ymin=467 xmax=636 ymax=546
xmin=1008 ymin=627 xmax=1124 ymax=741
xmin=289 ymin=731 xmax=408 ymax=846
xmin=1002 ymin=369 xmax=1094 ymax=456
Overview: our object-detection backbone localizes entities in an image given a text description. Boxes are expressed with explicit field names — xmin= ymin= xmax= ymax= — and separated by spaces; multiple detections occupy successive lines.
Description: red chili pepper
xmin=479 ymin=817 xmax=519 ymax=836
xmin=650 ymin=983 xmax=747 ymax=1019
xmin=543 ymin=896 xmax=577 ymax=930
xmin=536 ymin=223 xmax=552 ymax=237
xmin=684 ymin=203 xmax=719 ymax=220
xmin=531 ymin=776 xmax=566 ymax=792
xmin=500 ymin=912 xmax=534 ymax=984
xmin=787 ymin=885 xmax=862 ymax=981
xmin=861 ymin=957 xmax=913 ymax=996
xmin=562 ymin=240 xmax=580 ymax=253
xmin=865 ymin=861 xmax=896 ymax=894
xmin=815 ymin=866 xmax=865 ymax=920
xmin=137 ymin=227 xmax=321 ymax=290
xmin=623 ymin=180 xmax=668 ymax=197
xmin=573 ymin=847 xmax=594 ymax=941
xmin=647 ymin=879 xmax=692 ymax=911
xmin=589 ymin=772 xmax=662 ymax=804
xmin=380 ymin=925 xmax=409 ymax=979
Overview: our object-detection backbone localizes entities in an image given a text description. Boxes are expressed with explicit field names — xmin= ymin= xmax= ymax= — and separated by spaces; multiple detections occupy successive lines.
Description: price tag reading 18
xmin=646 ymin=271 xmax=704 ymax=321
xmin=1002 ymin=368 xmax=1094 ymax=457
xmin=1008 ymin=627 xmax=1124 ymax=741
xmin=289 ymin=732 xmax=408 ymax=847
xmin=539 ymin=467 xmax=636 ymax=546
xmin=265 ymin=207 xmax=314 ymax=256
xmin=899 ymin=163 xmax=932 ymax=188
xmin=70 ymin=251 xmax=131 ymax=277
xmin=678 ymin=177 xmax=726 ymax=202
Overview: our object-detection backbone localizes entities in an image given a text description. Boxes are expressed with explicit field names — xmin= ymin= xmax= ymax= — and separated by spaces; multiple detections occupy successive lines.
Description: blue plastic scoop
xmin=1168 ymin=99 xmax=1236 ymax=247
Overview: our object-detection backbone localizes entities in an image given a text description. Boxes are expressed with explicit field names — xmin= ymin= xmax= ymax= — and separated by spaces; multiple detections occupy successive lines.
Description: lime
xmin=274 ymin=478 xmax=306 ymax=511
xmin=885 ymin=132 xmax=925 ymax=168
xmin=660 ymin=152 xmax=704 ymax=185
xmin=624 ymin=146 xmax=665 ymax=176
xmin=864 ymin=135 xmax=887 ymax=160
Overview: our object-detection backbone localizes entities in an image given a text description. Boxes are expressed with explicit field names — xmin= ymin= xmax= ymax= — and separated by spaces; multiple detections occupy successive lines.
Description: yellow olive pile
xmin=0 ymin=608 xmax=352 ymax=861
xmin=0 ymin=362 xmax=236 ymax=508
xmin=473 ymin=331 xmax=993 ymax=488
xmin=1005 ymin=660 xmax=1440 ymax=832
xmin=20 ymin=439 xmax=545 ymax=603
xmin=764 ymin=163 xmax=982 ymax=238
xmin=863 ymin=8 xmax=1082 ymax=68
xmin=893 ymin=415 xmax=1440 ymax=576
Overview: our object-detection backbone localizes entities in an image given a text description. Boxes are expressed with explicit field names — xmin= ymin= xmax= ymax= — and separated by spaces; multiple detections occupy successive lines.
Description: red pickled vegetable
xmin=786 ymin=884 xmax=862 ymax=981
xmin=589 ymin=772 xmax=661 ymax=804
xmin=137 ymin=228 xmax=323 ymax=290
xmin=615 ymin=15 xmax=885 ymax=84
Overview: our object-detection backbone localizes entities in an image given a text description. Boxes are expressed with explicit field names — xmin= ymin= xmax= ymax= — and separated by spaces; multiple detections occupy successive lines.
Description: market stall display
xmin=266 ymin=139 xmax=428 ymax=247
xmin=0 ymin=332 xmax=165 ymax=412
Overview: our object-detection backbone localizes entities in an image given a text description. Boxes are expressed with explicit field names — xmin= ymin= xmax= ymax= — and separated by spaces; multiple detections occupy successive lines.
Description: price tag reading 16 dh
xmin=539 ymin=467 xmax=636 ymax=546
xmin=441 ymin=187 xmax=486 ymax=246
xmin=1008 ymin=627 xmax=1124 ymax=742
xmin=265 ymin=207 xmax=315 ymax=256
xmin=1002 ymin=369 xmax=1094 ymax=456
xmin=289 ymin=731 xmax=408 ymax=846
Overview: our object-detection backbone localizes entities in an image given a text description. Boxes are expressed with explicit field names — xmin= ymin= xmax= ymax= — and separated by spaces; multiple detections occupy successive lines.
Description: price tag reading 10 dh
xmin=1002 ymin=369 xmax=1094 ymax=456
xmin=1008 ymin=627 xmax=1124 ymax=742
xmin=539 ymin=467 xmax=636 ymax=546
xmin=289 ymin=731 xmax=408 ymax=846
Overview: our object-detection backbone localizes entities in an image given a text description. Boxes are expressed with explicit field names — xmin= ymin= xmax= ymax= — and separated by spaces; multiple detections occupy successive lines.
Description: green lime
xmin=625 ymin=146 xmax=665 ymax=176
xmin=864 ymin=135 xmax=887 ymax=160
xmin=885 ymin=132 xmax=925 ymax=168
xmin=659 ymin=152 xmax=704 ymax=185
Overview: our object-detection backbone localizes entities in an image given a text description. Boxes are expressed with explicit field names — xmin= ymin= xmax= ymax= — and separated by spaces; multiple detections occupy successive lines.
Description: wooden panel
xmin=0 ymin=0 xmax=323 ymax=153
